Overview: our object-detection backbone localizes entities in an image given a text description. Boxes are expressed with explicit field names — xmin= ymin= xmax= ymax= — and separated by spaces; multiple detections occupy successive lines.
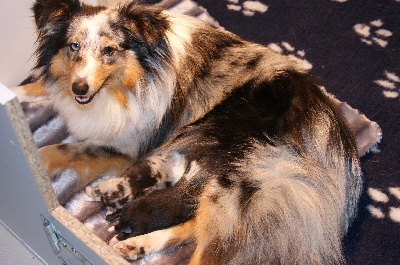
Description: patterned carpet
xmin=151 ymin=0 xmax=400 ymax=264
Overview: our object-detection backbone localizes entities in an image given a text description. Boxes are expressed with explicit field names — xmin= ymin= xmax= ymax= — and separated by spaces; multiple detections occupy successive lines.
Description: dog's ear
xmin=119 ymin=2 xmax=169 ymax=54
xmin=33 ymin=0 xmax=81 ymax=30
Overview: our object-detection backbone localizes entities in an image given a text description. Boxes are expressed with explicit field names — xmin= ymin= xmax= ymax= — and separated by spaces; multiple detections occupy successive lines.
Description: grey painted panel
xmin=0 ymin=89 xmax=110 ymax=264
xmin=0 ymin=97 xmax=60 ymax=264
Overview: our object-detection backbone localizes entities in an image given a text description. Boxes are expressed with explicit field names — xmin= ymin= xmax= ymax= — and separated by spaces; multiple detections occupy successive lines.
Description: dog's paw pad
xmin=89 ymin=177 xmax=133 ymax=208
xmin=114 ymin=240 xmax=147 ymax=260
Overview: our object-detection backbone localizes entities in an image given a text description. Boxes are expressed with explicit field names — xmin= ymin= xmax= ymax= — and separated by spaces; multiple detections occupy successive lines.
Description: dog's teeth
xmin=76 ymin=96 xmax=89 ymax=103
xmin=75 ymin=94 xmax=95 ymax=104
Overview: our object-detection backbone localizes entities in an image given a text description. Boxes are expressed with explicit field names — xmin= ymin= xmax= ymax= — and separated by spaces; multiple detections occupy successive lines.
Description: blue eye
xmin=70 ymin=43 xmax=80 ymax=51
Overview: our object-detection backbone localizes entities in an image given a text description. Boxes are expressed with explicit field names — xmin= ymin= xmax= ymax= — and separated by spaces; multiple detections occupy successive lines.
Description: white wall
xmin=0 ymin=0 xmax=36 ymax=87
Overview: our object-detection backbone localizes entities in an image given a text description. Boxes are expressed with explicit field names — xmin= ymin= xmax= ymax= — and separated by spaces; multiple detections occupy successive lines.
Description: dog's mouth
xmin=74 ymin=88 xmax=103 ymax=105
xmin=73 ymin=78 xmax=109 ymax=105
xmin=75 ymin=94 xmax=96 ymax=105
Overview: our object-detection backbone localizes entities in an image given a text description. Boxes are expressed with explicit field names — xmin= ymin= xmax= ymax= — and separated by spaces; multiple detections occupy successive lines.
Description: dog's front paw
xmin=111 ymin=235 xmax=151 ymax=261
xmin=87 ymin=160 xmax=162 ymax=211
xmin=87 ymin=177 xmax=133 ymax=210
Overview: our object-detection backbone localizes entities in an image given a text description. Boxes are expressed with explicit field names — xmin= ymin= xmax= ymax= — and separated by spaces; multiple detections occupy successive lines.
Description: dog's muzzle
xmin=72 ymin=80 xmax=96 ymax=105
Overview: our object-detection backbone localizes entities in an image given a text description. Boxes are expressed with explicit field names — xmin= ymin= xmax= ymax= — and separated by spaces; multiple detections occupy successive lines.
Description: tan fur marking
xmin=164 ymin=218 xmax=196 ymax=249
xmin=98 ymin=56 xmax=142 ymax=108
xmin=39 ymin=143 xmax=132 ymax=189
xmin=22 ymin=81 xmax=47 ymax=97
xmin=50 ymin=50 xmax=71 ymax=79
xmin=92 ymin=64 xmax=116 ymax=91
xmin=188 ymin=179 xmax=239 ymax=265
xmin=121 ymin=57 xmax=143 ymax=91
xmin=113 ymin=90 xmax=129 ymax=108
xmin=91 ymin=59 xmax=139 ymax=108
xmin=113 ymin=219 xmax=195 ymax=260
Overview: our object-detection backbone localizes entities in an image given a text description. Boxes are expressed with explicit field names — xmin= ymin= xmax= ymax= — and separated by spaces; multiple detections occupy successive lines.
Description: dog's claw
xmin=106 ymin=210 xmax=122 ymax=223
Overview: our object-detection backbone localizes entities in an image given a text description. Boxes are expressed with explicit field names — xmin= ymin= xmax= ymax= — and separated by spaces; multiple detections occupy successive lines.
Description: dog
xmin=15 ymin=0 xmax=363 ymax=264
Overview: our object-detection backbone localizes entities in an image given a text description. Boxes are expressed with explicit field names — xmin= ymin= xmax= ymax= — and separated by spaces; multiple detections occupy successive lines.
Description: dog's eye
xmin=70 ymin=43 xmax=80 ymax=52
xmin=102 ymin=46 xmax=115 ymax=56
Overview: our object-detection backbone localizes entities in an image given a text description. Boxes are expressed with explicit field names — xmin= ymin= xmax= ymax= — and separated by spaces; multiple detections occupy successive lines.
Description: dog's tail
xmin=190 ymin=72 xmax=362 ymax=265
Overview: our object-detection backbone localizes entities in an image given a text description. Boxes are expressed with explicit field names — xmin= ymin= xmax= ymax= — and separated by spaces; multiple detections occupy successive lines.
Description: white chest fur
xmin=51 ymin=80 xmax=174 ymax=159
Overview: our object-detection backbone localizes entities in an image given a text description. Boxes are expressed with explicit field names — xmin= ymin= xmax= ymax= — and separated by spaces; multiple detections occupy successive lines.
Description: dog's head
xmin=33 ymin=0 xmax=170 ymax=106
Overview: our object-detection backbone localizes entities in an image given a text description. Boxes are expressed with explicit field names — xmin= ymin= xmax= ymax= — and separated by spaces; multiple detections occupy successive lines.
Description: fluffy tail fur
xmin=190 ymin=73 xmax=362 ymax=265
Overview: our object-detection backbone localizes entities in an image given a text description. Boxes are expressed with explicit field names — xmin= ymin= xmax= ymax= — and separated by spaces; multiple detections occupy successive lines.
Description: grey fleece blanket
xmin=20 ymin=0 xmax=382 ymax=264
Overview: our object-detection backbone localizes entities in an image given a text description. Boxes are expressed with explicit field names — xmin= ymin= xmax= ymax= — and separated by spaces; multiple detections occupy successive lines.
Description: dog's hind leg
xmin=40 ymin=143 xmax=131 ymax=190
xmin=110 ymin=219 xmax=195 ymax=260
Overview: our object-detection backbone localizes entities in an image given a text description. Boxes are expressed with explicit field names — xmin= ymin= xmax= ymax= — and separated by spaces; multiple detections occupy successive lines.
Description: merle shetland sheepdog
xmin=16 ymin=0 xmax=362 ymax=264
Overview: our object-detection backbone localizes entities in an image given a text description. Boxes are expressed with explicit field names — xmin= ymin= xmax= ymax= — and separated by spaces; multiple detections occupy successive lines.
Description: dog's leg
xmin=40 ymin=143 xmax=131 ymax=190
xmin=114 ymin=178 xmax=200 ymax=232
xmin=11 ymin=81 xmax=48 ymax=103
xmin=89 ymin=151 xmax=191 ymax=209
xmin=89 ymin=153 xmax=203 ymax=238
xmin=110 ymin=219 xmax=195 ymax=261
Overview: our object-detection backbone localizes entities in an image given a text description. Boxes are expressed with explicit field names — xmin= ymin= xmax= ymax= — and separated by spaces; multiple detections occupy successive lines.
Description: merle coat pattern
xmin=16 ymin=0 xmax=363 ymax=264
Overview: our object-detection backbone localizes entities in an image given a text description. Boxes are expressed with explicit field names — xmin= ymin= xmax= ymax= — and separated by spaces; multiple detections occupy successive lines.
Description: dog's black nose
xmin=72 ymin=80 xmax=89 ymax=95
